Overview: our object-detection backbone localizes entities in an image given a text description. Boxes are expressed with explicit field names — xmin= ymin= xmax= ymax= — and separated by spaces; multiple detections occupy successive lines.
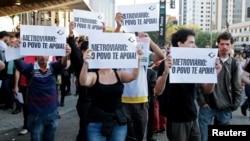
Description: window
xmin=248 ymin=7 xmax=250 ymax=17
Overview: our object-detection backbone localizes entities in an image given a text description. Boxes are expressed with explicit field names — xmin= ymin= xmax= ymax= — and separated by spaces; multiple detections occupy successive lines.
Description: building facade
xmin=88 ymin=0 xmax=115 ymax=28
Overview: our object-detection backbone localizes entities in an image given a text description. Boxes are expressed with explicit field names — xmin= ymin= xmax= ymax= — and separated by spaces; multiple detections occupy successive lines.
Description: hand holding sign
xmin=215 ymin=57 xmax=222 ymax=74
xmin=136 ymin=46 xmax=144 ymax=60
xmin=69 ymin=22 xmax=74 ymax=36
xmin=115 ymin=12 xmax=124 ymax=27
xmin=163 ymin=55 xmax=173 ymax=75
xmin=65 ymin=44 xmax=72 ymax=56
xmin=83 ymin=48 xmax=93 ymax=63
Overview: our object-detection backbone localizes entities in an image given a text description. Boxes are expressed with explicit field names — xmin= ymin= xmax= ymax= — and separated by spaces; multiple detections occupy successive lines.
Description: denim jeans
xmin=87 ymin=122 xmax=127 ymax=141
xmin=27 ymin=110 xmax=58 ymax=141
xmin=198 ymin=107 xmax=232 ymax=141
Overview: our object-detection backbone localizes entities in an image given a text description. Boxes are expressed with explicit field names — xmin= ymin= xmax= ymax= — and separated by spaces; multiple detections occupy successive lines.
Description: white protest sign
xmin=20 ymin=25 xmax=66 ymax=56
xmin=169 ymin=47 xmax=218 ymax=83
xmin=73 ymin=9 xmax=104 ymax=35
xmin=117 ymin=3 xmax=159 ymax=32
xmin=88 ymin=33 xmax=138 ymax=69
xmin=5 ymin=47 xmax=24 ymax=62
xmin=136 ymin=37 xmax=149 ymax=66
xmin=14 ymin=92 xmax=24 ymax=104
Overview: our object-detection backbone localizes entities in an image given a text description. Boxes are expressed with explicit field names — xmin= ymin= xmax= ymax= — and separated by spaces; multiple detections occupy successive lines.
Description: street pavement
xmin=0 ymin=89 xmax=250 ymax=141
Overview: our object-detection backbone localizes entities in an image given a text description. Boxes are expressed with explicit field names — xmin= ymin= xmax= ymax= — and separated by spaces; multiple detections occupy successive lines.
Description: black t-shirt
xmin=245 ymin=61 xmax=250 ymax=73
xmin=88 ymin=70 xmax=124 ymax=113
xmin=157 ymin=61 xmax=197 ymax=122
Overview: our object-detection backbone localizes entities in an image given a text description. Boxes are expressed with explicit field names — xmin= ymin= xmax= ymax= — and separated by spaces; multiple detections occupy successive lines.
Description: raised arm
xmin=138 ymin=32 xmax=165 ymax=62
xmin=60 ymin=44 xmax=71 ymax=67
xmin=79 ymin=49 xmax=96 ymax=87
xmin=154 ymin=55 xmax=172 ymax=95
xmin=114 ymin=12 xmax=123 ymax=33
xmin=149 ymin=39 xmax=165 ymax=62
xmin=119 ymin=46 xmax=143 ymax=83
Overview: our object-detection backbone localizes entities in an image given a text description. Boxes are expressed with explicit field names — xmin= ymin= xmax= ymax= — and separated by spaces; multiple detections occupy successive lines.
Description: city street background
xmin=0 ymin=83 xmax=249 ymax=141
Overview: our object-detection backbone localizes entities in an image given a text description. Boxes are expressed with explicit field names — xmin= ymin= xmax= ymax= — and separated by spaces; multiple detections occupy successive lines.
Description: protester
xmin=197 ymin=31 xmax=242 ymax=141
xmin=146 ymin=65 xmax=159 ymax=141
xmin=59 ymin=56 xmax=71 ymax=107
xmin=14 ymin=56 xmax=36 ymax=135
xmin=114 ymin=12 xmax=165 ymax=141
xmin=154 ymin=28 xmax=222 ymax=141
xmin=14 ymin=45 xmax=71 ymax=141
xmin=0 ymin=30 xmax=10 ymax=109
xmin=67 ymin=21 xmax=93 ymax=141
xmin=5 ymin=35 xmax=22 ymax=114
xmin=79 ymin=45 xmax=143 ymax=141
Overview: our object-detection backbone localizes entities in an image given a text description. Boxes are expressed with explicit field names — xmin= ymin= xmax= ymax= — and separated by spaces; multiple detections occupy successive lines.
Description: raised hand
xmin=69 ymin=22 xmax=74 ymax=35
xmin=136 ymin=46 xmax=144 ymax=60
xmin=215 ymin=57 xmax=222 ymax=74
xmin=163 ymin=55 xmax=173 ymax=74
xmin=82 ymin=48 xmax=93 ymax=63
xmin=65 ymin=44 xmax=72 ymax=56
xmin=115 ymin=12 xmax=123 ymax=27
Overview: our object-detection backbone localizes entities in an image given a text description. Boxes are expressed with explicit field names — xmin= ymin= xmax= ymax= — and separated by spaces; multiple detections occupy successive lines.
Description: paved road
xmin=0 ymin=88 xmax=250 ymax=141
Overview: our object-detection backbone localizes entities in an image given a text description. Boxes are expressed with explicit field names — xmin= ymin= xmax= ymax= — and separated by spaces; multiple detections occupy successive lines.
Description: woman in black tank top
xmin=79 ymin=48 xmax=143 ymax=141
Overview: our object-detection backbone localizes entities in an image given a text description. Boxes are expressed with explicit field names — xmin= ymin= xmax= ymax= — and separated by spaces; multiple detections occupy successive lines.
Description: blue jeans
xmin=198 ymin=107 xmax=232 ymax=141
xmin=87 ymin=122 xmax=127 ymax=141
xmin=27 ymin=110 xmax=58 ymax=141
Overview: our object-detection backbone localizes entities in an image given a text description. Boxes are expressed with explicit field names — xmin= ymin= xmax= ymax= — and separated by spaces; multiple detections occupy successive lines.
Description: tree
xmin=195 ymin=31 xmax=219 ymax=48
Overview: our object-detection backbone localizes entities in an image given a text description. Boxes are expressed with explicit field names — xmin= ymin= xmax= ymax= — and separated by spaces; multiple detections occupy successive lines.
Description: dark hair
xmin=171 ymin=28 xmax=196 ymax=47
xmin=80 ymin=41 xmax=88 ymax=51
xmin=216 ymin=31 xmax=234 ymax=44
xmin=0 ymin=31 xmax=10 ymax=39
xmin=15 ymin=32 xmax=20 ymax=38
xmin=233 ymin=53 xmax=238 ymax=58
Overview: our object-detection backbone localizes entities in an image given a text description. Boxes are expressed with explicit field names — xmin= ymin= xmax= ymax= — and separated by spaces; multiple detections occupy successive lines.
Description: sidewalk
xmin=0 ymin=90 xmax=250 ymax=140
xmin=0 ymin=93 xmax=78 ymax=135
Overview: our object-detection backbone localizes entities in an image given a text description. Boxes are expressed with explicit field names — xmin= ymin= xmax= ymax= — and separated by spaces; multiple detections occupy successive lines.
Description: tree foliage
xmin=147 ymin=23 xmax=219 ymax=49
xmin=195 ymin=31 xmax=219 ymax=48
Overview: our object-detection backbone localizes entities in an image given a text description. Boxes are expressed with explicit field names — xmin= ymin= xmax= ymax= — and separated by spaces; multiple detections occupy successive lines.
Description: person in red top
xmin=14 ymin=56 xmax=36 ymax=135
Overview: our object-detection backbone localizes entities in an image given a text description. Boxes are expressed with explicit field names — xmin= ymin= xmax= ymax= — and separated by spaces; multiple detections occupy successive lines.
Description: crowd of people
xmin=0 ymin=11 xmax=249 ymax=141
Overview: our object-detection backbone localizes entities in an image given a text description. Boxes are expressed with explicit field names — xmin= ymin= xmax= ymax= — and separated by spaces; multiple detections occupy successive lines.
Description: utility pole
xmin=158 ymin=0 xmax=166 ymax=48
xmin=210 ymin=0 xmax=213 ymax=47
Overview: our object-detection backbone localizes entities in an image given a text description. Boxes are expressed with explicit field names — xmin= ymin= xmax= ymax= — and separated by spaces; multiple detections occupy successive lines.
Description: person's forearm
xmin=154 ymin=72 xmax=168 ymax=95
xmin=201 ymin=83 xmax=215 ymax=94
xmin=241 ymin=71 xmax=250 ymax=85
xmin=150 ymin=40 xmax=165 ymax=59
xmin=114 ymin=24 xmax=121 ymax=32
xmin=0 ymin=60 xmax=5 ymax=71
xmin=14 ymin=69 xmax=20 ymax=88
xmin=79 ymin=61 xmax=88 ymax=86
xmin=131 ymin=59 xmax=141 ymax=79
xmin=61 ymin=56 xmax=68 ymax=66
